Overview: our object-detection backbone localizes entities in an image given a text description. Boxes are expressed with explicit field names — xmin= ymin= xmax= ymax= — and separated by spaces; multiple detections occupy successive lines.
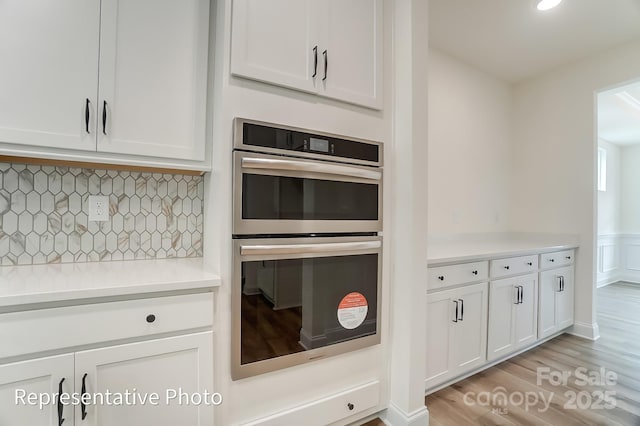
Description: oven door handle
xmin=241 ymin=157 xmax=382 ymax=181
xmin=240 ymin=240 xmax=381 ymax=256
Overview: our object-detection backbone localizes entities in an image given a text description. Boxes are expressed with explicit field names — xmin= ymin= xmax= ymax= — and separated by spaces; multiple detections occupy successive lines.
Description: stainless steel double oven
xmin=232 ymin=118 xmax=383 ymax=379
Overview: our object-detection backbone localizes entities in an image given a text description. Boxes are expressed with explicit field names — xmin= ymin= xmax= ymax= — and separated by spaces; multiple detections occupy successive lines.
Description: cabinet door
xmin=451 ymin=283 xmax=488 ymax=373
xmin=539 ymin=269 xmax=560 ymax=339
xmin=0 ymin=354 xmax=74 ymax=426
xmin=426 ymin=282 xmax=488 ymax=390
xmin=425 ymin=291 xmax=455 ymax=388
xmin=0 ymin=0 xmax=99 ymax=151
xmin=320 ymin=0 xmax=383 ymax=109
xmin=487 ymin=277 xmax=517 ymax=361
xmin=556 ymin=267 xmax=574 ymax=330
xmin=98 ymin=0 xmax=210 ymax=160
xmin=231 ymin=0 xmax=319 ymax=93
xmin=75 ymin=332 xmax=214 ymax=426
xmin=514 ymin=275 xmax=538 ymax=349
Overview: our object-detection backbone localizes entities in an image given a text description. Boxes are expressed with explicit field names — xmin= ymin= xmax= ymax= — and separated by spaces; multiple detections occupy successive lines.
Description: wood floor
xmin=363 ymin=282 xmax=640 ymax=426
xmin=241 ymin=293 xmax=304 ymax=364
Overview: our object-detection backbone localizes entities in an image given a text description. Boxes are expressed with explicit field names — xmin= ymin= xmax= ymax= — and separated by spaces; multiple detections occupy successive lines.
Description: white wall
xmin=597 ymin=139 xmax=622 ymax=236
xmin=428 ymin=48 xmax=512 ymax=234
xmin=510 ymin=38 xmax=640 ymax=340
xmin=621 ymin=144 xmax=640 ymax=233
xmin=206 ymin=1 xmax=396 ymax=425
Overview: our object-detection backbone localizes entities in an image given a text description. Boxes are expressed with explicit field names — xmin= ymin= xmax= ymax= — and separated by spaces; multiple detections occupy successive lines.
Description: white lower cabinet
xmin=76 ymin=332 xmax=213 ymax=426
xmin=487 ymin=274 xmax=538 ymax=361
xmin=0 ymin=293 xmax=215 ymax=426
xmin=425 ymin=282 xmax=488 ymax=389
xmin=0 ymin=354 xmax=75 ymax=426
xmin=426 ymin=248 xmax=576 ymax=392
xmin=539 ymin=265 xmax=574 ymax=339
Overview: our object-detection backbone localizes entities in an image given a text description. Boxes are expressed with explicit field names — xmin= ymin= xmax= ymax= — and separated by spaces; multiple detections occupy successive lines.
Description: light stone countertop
xmin=0 ymin=258 xmax=220 ymax=309
xmin=428 ymin=233 xmax=580 ymax=266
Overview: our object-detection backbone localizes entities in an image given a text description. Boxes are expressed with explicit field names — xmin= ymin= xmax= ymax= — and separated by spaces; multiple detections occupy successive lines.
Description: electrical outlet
xmin=89 ymin=195 xmax=110 ymax=222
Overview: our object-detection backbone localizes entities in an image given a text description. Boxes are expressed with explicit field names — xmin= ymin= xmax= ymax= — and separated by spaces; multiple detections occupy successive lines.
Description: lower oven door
xmin=232 ymin=235 xmax=382 ymax=379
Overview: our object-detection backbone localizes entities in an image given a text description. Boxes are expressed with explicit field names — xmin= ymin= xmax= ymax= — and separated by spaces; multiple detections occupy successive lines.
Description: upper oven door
xmin=233 ymin=151 xmax=382 ymax=235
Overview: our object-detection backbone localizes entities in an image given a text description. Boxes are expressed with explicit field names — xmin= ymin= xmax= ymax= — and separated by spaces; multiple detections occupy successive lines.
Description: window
xmin=598 ymin=147 xmax=607 ymax=192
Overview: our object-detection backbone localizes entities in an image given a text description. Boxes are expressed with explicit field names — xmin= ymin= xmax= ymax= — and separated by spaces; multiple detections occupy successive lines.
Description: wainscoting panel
xmin=598 ymin=234 xmax=640 ymax=287
xmin=627 ymin=244 xmax=640 ymax=271
xmin=597 ymin=235 xmax=620 ymax=287
xmin=601 ymin=244 xmax=618 ymax=273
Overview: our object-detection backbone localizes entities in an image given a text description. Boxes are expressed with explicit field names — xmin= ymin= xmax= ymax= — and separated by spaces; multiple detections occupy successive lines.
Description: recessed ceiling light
xmin=537 ymin=0 xmax=563 ymax=11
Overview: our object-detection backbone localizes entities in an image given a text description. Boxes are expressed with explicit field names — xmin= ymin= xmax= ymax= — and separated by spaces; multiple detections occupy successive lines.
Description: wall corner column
xmin=383 ymin=0 xmax=430 ymax=425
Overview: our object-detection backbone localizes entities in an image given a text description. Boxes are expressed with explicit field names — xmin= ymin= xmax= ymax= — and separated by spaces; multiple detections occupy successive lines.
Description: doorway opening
xmin=596 ymin=78 xmax=640 ymax=339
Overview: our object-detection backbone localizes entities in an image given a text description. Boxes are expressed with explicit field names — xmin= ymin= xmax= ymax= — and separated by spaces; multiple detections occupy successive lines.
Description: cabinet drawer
xmin=490 ymin=255 xmax=538 ymax=278
xmin=244 ymin=381 xmax=380 ymax=426
xmin=0 ymin=292 xmax=213 ymax=360
xmin=540 ymin=250 xmax=575 ymax=269
xmin=428 ymin=261 xmax=488 ymax=290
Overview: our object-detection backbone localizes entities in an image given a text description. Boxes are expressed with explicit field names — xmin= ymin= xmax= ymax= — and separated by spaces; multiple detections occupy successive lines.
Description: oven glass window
xmin=240 ymin=254 xmax=378 ymax=365
xmin=242 ymin=174 xmax=378 ymax=221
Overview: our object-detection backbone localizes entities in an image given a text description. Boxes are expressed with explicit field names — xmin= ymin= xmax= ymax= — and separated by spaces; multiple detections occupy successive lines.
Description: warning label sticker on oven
xmin=337 ymin=292 xmax=368 ymax=330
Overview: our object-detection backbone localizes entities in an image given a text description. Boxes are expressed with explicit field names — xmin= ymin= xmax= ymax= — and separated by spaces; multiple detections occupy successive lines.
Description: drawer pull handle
xmin=549 ymin=259 xmax=555 ymax=262
xmin=347 ymin=403 xmax=354 ymax=411
xmin=102 ymin=100 xmax=108 ymax=135
xmin=322 ymin=49 xmax=328 ymax=81
xmin=527 ymin=262 xmax=533 ymax=266
xmin=312 ymin=46 xmax=318 ymax=78
xmin=146 ymin=314 xmax=156 ymax=323
xmin=57 ymin=378 xmax=65 ymax=426
xmin=504 ymin=266 xmax=510 ymax=270
xmin=81 ymin=373 xmax=88 ymax=420
xmin=438 ymin=276 xmax=444 ymax=281
xmin=472 ymin=270 xmax=478 ymax=275
xmin=566 ymin=256 xmax=571 ymax=260
xmin=84 ymin=98 xmax=90 ymax=134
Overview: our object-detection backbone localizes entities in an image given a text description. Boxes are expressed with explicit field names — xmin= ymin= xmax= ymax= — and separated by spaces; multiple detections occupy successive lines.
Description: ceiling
xmin=598 ymin=81 xmax=640 ymax=146
xmin=428 ymin=0 xmax=640 ymax=82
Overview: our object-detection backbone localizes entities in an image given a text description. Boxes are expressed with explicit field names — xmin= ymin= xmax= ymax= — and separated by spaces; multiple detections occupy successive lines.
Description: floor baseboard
xmin=568 ymin=321 xmax=600 ymax=340
xmin=382 ymin=403 xmax=429 ymax=426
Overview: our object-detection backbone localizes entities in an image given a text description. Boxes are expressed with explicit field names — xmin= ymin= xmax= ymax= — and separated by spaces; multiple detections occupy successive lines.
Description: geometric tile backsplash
xmin=0 ymin=162 xmax=204 ymax=266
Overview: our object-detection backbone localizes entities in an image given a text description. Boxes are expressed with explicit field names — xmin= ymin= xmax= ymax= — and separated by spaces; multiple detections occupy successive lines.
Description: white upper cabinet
xmin=98 ymin=0 xmax=210 ymax=160
xmin=231 ymin=0 xmax=383 ymax=110
xmin=0 ymin=0 xmax=100 ymax=151
xmin=230 ymin=0 xmax=318 ymax=93
xmin=320 ymin=0 xmax=383 ymax=109
xmin=0 ymin=0 xmax=210 ymax=167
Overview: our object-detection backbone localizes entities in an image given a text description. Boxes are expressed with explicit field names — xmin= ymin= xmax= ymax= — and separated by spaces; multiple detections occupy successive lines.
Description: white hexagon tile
xmin=0 ymin=162 xmax=204 ymax=266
